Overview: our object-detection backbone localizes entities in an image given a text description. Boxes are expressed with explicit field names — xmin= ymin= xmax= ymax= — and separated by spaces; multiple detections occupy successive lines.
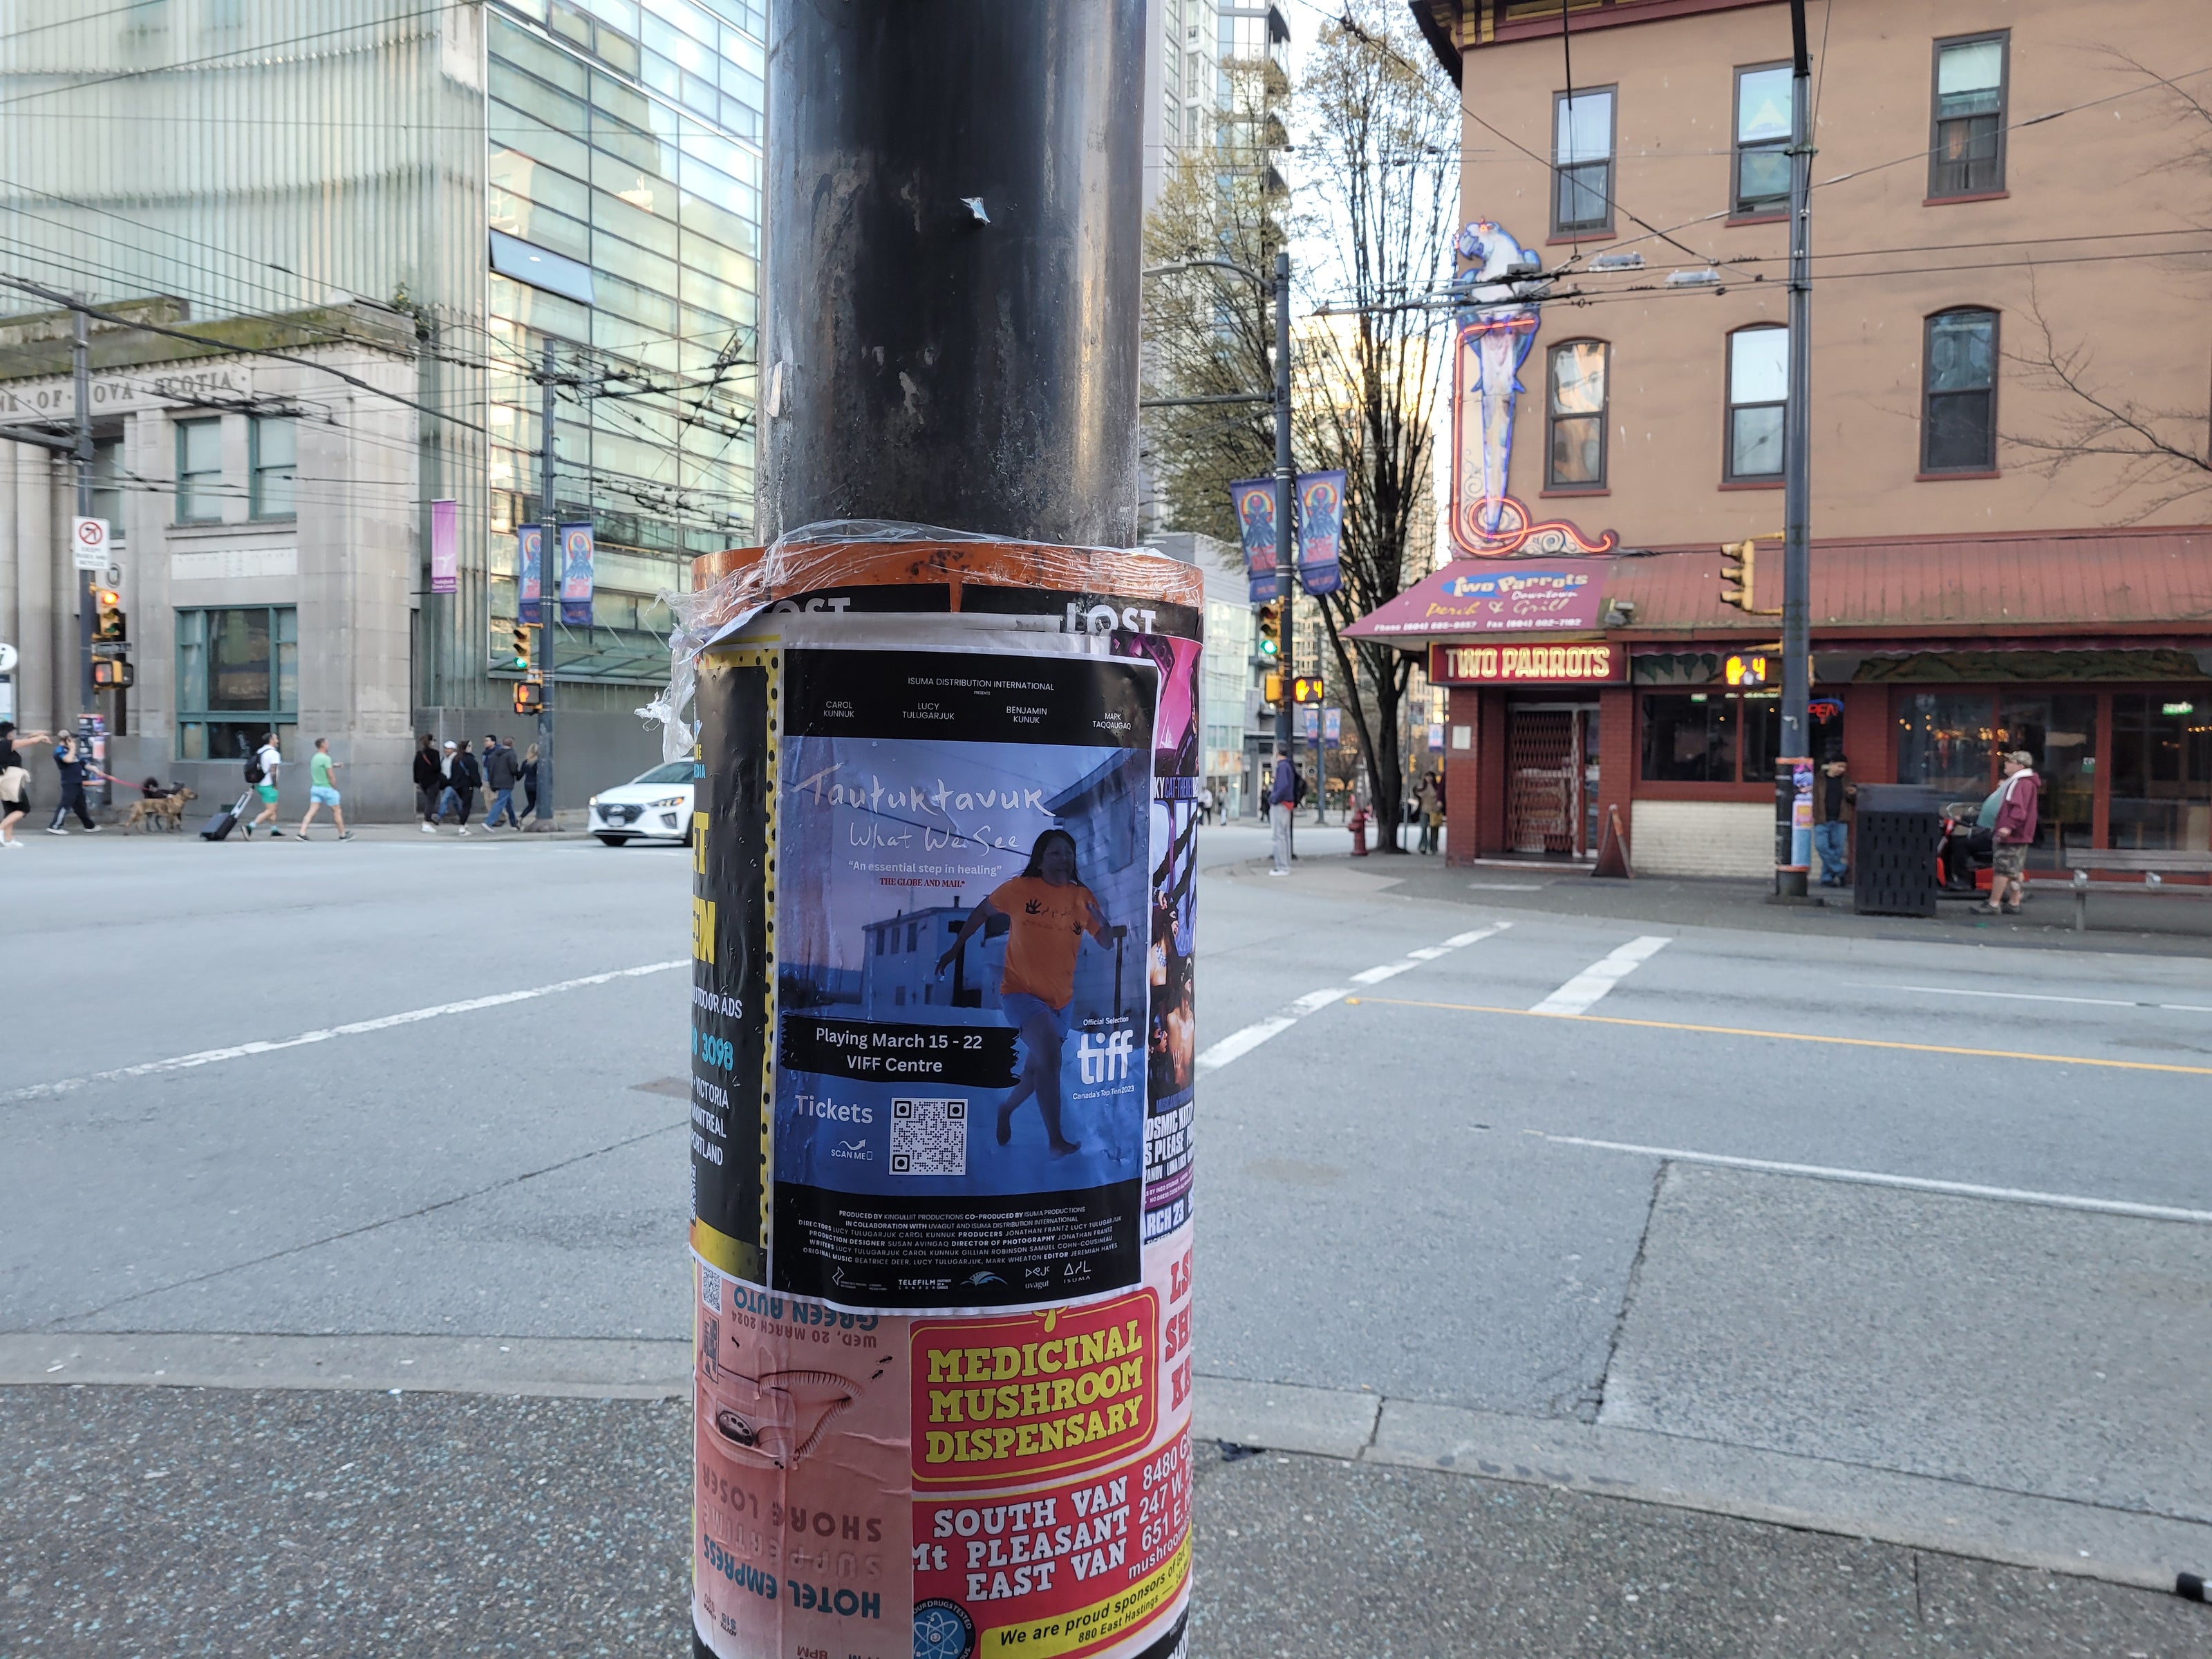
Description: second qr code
xmin=890 ymin=1096 xmax=967 ymax=1176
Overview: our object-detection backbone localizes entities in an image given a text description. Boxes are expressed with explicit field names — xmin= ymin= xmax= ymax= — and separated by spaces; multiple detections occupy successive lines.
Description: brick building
xmin=1368 ymin=0 xmax=2212 ymax=876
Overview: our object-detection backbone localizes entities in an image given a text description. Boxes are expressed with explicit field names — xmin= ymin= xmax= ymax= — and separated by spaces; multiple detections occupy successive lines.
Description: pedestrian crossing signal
xmin=92 ymin=657 xmax=135 ymax=689
xmin=1291 ymin=675 xmax=1324 ymax=704
xmin=1724 ymin=653 xmax=1768 ymax=686
xmin=513 ymin=679 xmax=543 ymax=715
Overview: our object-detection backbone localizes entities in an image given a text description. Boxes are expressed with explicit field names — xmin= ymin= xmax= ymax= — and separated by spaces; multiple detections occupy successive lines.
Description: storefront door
xmin=1508 ymin=703 xmax=1598 ymax=856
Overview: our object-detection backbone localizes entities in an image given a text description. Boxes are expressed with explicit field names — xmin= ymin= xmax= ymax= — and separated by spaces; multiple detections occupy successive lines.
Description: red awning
xmin=1346 ymin=528 xmax=2212 ymax=644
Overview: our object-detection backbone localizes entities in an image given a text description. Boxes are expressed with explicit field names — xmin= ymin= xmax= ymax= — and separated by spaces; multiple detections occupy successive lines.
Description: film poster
xmin=691 ymin=591 xmax=1203 ymax=1659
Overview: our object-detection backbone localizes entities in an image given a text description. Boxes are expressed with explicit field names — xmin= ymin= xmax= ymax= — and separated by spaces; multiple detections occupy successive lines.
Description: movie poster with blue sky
xmin=770 ymin=646 xmax=1156 ymax=1313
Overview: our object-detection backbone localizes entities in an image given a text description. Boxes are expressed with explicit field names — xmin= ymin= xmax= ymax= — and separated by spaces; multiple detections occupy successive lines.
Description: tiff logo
xmin=1076 ymin=1028 xmax=1136 ymax=1084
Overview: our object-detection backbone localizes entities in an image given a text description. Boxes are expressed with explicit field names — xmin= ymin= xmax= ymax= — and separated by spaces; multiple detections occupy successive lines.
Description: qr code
xmin=700 ymin=1264 xmax=724 ymax=1313
xmin=890 ymin=1097 xmax=967 ymax=1175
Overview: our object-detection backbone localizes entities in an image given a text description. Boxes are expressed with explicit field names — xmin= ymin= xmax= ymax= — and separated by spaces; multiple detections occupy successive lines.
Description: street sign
xmin=0 ymin=641 xmax=17 ymax=673
xmin=71 ymin=516 xmax=110 ymax=572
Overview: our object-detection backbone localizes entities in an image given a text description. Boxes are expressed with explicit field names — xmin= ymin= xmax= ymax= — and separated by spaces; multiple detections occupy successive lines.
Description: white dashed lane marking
xmin=1530 ymin=935 xmax=1671 ymax=1016
xmin=1195 ymin=924 xmax=1510 ymax=1074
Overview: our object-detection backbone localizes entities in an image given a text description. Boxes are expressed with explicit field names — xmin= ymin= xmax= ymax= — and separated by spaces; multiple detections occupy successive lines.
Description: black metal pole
xmin=1776 ymin=0 xmax=1814 ymax=895
xmin=1272 ymin=252 xmax=1296 ymax=836
xmin=72 ymin=304 xmax=93 ymax=721
xmin=535 ymin=341 xmax=556 ymax=828
xmin=761 ymin=2 xmax=1143 ymax=545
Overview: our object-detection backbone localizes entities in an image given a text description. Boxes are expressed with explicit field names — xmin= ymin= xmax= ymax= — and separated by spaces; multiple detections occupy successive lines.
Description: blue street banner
xmin=1229 ymin=476 xmax=1280 ymax=605
xmin=517 ymin=524 xmax=543 ymax=624
xmin=558 ymin=521 xmax=594 ymax=627
xmin=1301 ymin=703 xmax=1320 ymax=742
xmin=1324 ymin=706 xmax=1342 ymax=746
xmin=1297 ymin=470 xmax=1346 ymax=597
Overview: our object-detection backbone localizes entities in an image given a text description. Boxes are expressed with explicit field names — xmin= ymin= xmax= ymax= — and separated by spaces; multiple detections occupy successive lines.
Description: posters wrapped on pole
xmin=684 ymin=531 xmax=1202 ymax=1659
xmin=517 ymin=524 xmax=543 ymax=624
xmin=1228 ymin=478 xmax=1278 ymax=605
xmin=559 ymin=521 xmax=596 ymax=626
xmin=1295 ymin=471 xmax=1345 ymax=597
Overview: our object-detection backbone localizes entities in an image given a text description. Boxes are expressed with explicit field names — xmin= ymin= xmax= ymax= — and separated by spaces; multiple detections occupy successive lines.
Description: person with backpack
xmin=44 ymin=728 xmax=102 ymax=835
xmin=242 ymin=731 xmax=283 ymax=838
xmin=435 ymin=739 xmax=479 ymax=836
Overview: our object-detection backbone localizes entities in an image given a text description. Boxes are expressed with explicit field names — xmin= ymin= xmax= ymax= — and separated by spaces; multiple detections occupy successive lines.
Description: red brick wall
xmin=1444 ymin=685 xmax=1508 ymax=863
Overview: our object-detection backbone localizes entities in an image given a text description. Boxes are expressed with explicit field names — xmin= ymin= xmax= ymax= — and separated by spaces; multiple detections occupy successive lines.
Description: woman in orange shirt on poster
xmin=936 ymin=828 xmax=1125 ymax=1157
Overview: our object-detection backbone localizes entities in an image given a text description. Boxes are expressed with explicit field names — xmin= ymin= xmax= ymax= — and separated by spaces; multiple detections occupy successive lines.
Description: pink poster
xmin=430 ymin=498 xmax=458 ymax=594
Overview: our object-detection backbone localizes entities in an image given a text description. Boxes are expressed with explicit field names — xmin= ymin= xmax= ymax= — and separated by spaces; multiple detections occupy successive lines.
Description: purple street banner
xmin=558 ymin=521 xmax=594 ymax=627
xmin=430 ymin=498 xmax=458 ymax=595
xmin=1323 ymin=706 xmax=1342 ymax=746
xmin=1297 ymin=470 xmax=1346 ymax=597
xmin=1230 ymin=476 xmax=1280 ymax=605
xmin=518 ymin=524 xmax=543 ymax=624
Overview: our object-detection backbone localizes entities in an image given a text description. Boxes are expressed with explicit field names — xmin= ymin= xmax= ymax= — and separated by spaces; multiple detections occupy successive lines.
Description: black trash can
xmin=1852 ymin=785 xmax=1944 ymax=917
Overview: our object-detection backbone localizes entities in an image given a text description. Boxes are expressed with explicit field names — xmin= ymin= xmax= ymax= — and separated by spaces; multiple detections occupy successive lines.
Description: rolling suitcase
xmin=200 ymin=790 xmax=253 ymax=842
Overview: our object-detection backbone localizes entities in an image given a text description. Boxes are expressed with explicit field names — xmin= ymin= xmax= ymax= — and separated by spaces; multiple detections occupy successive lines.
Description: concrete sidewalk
xmin=3 ymin=1385 xmax=2205 ymax=1658
xmin=1214 ymin=836 xmax=2212 ymax=957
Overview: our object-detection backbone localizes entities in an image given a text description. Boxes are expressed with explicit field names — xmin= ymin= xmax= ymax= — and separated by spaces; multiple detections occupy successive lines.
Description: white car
xmin=590 ymin=760 xmax=695 ymax=845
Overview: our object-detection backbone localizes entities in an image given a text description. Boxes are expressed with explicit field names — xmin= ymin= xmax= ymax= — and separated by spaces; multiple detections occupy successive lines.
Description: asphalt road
xmin=3 ymin=824 xmax=2208 ymax=1653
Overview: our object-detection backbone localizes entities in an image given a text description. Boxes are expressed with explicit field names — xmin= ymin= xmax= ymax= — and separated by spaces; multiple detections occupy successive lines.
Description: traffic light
xmin=512 ymin=623 xmax=532 ymax=671
xmin=92 ymin=656 xmax=135 ymax=689
xmin=513 ymin=679 xmax=543 ymax=715
xmin=1718 ymin=539 xmax=1781 ymax=615
xmin=93 ymin=588 xmax=126 ymax=643
xmin=1291 ymin=674 xmax=1325 ymax=704
xmin=1256 ymin=600 xmax=1282 ymax=659
xmin=1262 ymin=672 xmax=1285 ymax=705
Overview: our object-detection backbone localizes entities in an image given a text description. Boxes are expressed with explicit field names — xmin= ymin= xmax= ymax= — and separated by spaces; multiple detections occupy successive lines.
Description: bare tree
xmin=2000 ymin=54 xmax=2211 ymax=518
xmin=1292 ymin=1 xmax=1456 ymax=848
xmin=1140 ymin=60 xmax=1291 ymax=547
xmin=2005 ymin=294 xmax=2212 ymax=520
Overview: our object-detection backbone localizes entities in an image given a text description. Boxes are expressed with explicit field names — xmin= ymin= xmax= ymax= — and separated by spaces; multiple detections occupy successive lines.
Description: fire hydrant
xmin=1348 ymin=805 xmax=1370 ymax=856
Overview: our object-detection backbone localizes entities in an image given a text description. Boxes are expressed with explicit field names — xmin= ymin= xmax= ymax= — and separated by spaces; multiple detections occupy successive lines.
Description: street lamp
xmin=1141 ymin=252 xmax=1297 ymax=837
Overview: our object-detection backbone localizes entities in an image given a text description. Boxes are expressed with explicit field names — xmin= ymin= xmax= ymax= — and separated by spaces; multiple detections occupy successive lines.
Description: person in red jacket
xmin=1982 ymin=750 xmax=2040 ymax=915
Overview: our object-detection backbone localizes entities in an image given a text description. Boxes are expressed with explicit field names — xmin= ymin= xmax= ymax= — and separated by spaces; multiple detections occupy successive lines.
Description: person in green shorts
xmin=245 ymin=731 xmax=283 ymax=838
xmin=297 ymin=737 xmax=353 ymax=841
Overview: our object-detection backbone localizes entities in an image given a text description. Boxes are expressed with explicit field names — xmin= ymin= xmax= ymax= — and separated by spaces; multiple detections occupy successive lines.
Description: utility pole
xmin=1272 ymin=250 xmax=1297 ymax=838
xmin=72 ymin=303 xmax=93 ymax=718
xmin=1774 ymin=0 xmax=1815 ymax=896
xmin=534 ymin=341 xmax=557 ymax=829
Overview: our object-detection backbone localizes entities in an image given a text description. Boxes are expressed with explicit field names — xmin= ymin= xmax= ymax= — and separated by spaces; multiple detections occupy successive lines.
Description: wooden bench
xmin=2062 ymin=848 xmax=2212 ymax=932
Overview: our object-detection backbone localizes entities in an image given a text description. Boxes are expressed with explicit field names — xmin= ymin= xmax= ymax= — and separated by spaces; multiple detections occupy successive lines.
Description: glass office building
xmin=0 ymin=0 xmax=764 ymax=807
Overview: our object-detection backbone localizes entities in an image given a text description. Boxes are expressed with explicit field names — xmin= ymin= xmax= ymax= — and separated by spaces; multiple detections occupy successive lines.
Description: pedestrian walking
xmin=413 ymin=733 xmax=444 ymax=833
xmin=1980 ymin=751 xmax=2040 ymax=915
xmin=295 ymin=738 xmax=354 ymax=840
xmin=521 ymin=742 xmax=541 ymax=822
xmin=44 ymin=728 xmax=101 ymax=835
xmin=482 ymin=733 xmax=523 ymax=829
xmin=1267 ymin=749 xmax=1296 ymax=874
xmin=436 ymin=739 xmax=480 ymax=835
xmin=1815 ymin=756 xmax=1855 ymax=887
xmin=1197 ymin=783 xmax=1215 ymax=827
xmin=1 ymin=720 xmax=49 ymax=847
xmin=243 ymin=731 xmax=283 ymax=838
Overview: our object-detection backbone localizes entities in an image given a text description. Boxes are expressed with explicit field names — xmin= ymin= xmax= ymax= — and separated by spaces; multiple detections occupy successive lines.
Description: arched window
xmin=1546 ymin=340 xmax=1609 ymax=489
xmin=1922 ymin=308 xmax=1998 ymax=474
xmin=1724 ymin=326 xmax=1787 ymax=482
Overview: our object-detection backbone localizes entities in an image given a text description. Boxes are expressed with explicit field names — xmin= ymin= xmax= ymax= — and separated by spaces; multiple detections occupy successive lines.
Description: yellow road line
xmin=1342 ymin=996 xmax=2212 ymax=1076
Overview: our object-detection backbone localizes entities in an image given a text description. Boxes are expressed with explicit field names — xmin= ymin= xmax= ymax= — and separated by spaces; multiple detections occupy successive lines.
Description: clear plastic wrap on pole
xmin=682 ymin=524 xmax=1205 ymax=1659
